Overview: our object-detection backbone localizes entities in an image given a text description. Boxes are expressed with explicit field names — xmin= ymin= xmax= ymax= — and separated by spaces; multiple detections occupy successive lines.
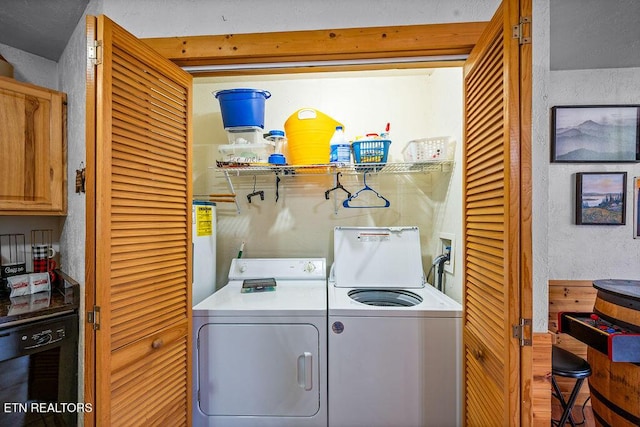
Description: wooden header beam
xmin=142 ymin=21 xmax=487 ymax=72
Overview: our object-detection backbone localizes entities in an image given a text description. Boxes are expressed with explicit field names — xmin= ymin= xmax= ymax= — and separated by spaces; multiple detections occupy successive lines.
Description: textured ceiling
xmin=0 ymin=0 xmax=89 ymax=61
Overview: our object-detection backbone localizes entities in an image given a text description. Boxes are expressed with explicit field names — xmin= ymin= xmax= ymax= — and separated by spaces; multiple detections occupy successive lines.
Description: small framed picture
xmin=551 ymin=105 xmax=640 ymax=162
xmin=634 ymin=177 xmax=640 ymax=238
xmin=576 ymin=172 xmax=626 ymax=225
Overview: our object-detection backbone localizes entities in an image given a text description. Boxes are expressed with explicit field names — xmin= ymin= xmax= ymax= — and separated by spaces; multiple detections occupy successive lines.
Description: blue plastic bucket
xmin=214 ymin=88 xmax=271 ymax=129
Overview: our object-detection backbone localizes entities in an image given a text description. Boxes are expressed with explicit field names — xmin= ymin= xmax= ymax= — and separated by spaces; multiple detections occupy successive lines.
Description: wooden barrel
xmin=588 ymin=280 xmax=640 ymax=427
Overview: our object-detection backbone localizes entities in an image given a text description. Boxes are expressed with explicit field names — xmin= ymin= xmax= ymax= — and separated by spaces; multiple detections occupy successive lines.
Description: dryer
xmin=328 ymin=226 xmax=462 ymax=427
xmin=193 ymin=258 xmax=327 ymax=427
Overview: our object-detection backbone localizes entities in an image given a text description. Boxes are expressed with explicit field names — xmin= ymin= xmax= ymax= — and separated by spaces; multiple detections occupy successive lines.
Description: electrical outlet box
xmin=439 ymin=232 xmax=455 ymax=274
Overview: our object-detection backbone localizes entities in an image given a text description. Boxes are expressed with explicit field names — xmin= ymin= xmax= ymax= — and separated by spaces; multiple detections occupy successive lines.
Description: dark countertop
xmin=593 ymin=279 xmax=640 ymax=302
xmin=0 ymin=280 xmax=79 ymax=329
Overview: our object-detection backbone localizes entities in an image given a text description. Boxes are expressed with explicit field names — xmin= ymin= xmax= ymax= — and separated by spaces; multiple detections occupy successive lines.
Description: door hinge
xmin=512 ymin=318 xmax=532 ymax=346
xmin=88 ymin=40 xmax=103 ymax=65
xmin=87 ymin=305 xmax=101 ymax=330
xmin=512 ymin=16 xmax=532 ymax=45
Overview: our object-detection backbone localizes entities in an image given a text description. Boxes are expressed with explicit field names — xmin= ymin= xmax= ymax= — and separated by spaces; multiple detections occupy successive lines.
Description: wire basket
xmin=402 ymin=136 xmax=452 ymax=162
xmin=352 ymin=139 xmax=391 ymax=164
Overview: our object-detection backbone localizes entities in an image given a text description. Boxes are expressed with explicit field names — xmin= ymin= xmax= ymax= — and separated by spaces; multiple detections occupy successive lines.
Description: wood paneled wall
xmin=532 ymin=332 xmax=552 ymax=426
xmin=548 ymin=280 xmax=598 ymax=407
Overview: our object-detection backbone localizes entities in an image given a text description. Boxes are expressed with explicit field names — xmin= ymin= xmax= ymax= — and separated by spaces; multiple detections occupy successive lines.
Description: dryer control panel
xmin=229 ymin=258 xmax=326 ymax=281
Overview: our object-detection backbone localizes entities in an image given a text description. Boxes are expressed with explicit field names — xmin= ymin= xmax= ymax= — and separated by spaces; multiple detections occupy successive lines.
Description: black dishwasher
xmin=0 ymin=312 xmax=78 ymax=427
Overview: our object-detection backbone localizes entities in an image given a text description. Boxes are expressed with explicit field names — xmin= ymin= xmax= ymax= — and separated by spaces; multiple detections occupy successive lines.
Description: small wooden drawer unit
xmin=558 ymin=311 xmax=640 ymax=362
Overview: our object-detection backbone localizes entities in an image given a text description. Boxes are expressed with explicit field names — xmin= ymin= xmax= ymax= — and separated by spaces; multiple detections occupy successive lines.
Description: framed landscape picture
xmin=576 ymin=172 xmax=626 ymax=225
xmin=635 ymin=177 xmax=640 ymax=238
xmin=551 ymin=105 xmax=640 ymax=162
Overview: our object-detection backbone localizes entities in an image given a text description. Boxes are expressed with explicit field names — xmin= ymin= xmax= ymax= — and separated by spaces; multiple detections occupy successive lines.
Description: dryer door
xmin=197 ymin=323 xmax=320 ymax=417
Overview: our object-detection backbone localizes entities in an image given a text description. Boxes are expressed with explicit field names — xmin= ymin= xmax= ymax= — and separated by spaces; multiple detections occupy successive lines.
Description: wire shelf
xmin=213 ymin=161 xmax=453 ymax=176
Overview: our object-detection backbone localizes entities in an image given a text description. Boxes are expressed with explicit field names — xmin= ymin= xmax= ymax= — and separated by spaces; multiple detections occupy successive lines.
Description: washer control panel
xmin=229 ymin=258 xmax=326 ymax=281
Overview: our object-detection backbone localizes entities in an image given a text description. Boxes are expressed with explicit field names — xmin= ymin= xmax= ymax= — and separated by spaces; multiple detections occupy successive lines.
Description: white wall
xmin=86 ymin=0 xmax=501 ymax=308
xmin=9 ymin=0 xmax=639 ymax=412
xmin=193 ymin=69 xmax=464 ymax=300
xmin=532 ymin=0 xmax=640 ymax=331
xmin=547 ymin=68 xmax=640 ymax=278
xmin=531 ymin=0 xmax=551 ymax=331
xmin=56 ymin=1 xmax=104 ymax=421
xmin=0 ymin=42 xmax=58 ymax=88
xmin=7 ymin=0 xmax=544 ymax=322
xmin=53 ymin=0 xmax=483 ymax=408
xmin=93 ymin=0 xmax=500 ymax=298
xmin=9 ymin=0 xmax=597 ymax=336
xmin=104 ymin=0 xmax=499 ymax=37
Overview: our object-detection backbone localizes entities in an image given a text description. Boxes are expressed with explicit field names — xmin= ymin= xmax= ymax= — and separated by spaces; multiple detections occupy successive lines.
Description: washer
xmin=328 ymin=227 xmax=462 ymax=427
xmin=193 ymin=258 xmax=327 ymax=427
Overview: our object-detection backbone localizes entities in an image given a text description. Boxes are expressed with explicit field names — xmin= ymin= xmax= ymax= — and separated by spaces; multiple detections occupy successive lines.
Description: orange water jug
xmin=284 ymin=108 xmax=343 ymax=165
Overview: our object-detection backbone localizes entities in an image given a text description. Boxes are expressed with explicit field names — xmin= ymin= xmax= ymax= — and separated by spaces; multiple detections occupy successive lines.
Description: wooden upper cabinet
xmin=0 ymin=76 xmax=67 ymax=215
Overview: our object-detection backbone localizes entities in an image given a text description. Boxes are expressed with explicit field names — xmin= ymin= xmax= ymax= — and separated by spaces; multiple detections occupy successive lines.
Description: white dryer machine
xmin=193 ymin=258 xmax=327 ymax=427
xmin=329 ymin=226 xmax=462 ymax=427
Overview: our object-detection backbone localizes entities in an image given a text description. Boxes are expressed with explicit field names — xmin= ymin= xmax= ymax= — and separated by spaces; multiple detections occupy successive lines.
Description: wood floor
xmin=551 ymin=402 xmax=595 ymax=426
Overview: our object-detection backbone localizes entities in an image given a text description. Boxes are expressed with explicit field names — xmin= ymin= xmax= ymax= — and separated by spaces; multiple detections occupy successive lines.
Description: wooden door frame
xmin=138 ymin=10 xmax=535 ymax=424
xmin=84 ymin=15 xmax=97 ymax=427
xmin=142 ymin=22 xmax=486 ymax=75
xmin=518 ymin=0 xmax=534 ymax=424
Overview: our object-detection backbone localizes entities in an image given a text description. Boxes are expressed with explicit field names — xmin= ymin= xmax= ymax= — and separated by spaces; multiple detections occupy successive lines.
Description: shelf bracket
xmin=223 ymin=171 xmax=241 ymax=214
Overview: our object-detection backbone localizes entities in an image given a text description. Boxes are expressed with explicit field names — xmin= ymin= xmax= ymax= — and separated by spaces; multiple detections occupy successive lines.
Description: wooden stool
xmin=551 ymin=345 xmax=592 ymax=426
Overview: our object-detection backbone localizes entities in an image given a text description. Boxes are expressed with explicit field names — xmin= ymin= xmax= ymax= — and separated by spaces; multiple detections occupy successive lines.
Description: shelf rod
xmin=223 ymin=171 xmax=241 ymax=214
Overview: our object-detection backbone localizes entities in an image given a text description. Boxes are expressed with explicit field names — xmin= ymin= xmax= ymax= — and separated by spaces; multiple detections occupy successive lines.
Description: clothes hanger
xmin=342 ymin=171 xmax=390 ymax=208
xmin=246 ymin=175 xmax=264 ymax=203
xmin=324 ymin=172 xmax=351 ymax=200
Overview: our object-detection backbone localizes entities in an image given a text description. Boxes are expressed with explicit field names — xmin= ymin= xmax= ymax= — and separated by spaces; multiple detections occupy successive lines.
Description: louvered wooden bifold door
xmin=462 ymin=1 xmax=523 ymax=425
xmin=87 ymin=15 xmax=193 ymax=426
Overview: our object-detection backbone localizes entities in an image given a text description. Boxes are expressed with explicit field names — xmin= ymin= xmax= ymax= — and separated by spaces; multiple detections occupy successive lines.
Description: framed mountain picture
xmin=551 ymin=105 xmax=640 ymax=162
xmin=576 ymin=172 xmax=627 ymax=225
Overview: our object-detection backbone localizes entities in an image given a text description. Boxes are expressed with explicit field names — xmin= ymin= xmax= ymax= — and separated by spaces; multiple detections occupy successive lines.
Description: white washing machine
xmin=329 ymin=226 xmax=462 ymax=427
xmin=193 ymin=258 xmax=327 ymax=427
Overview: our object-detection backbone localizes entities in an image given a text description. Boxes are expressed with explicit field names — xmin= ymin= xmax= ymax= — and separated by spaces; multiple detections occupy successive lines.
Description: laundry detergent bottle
xmin=329 ymin=126 xmax=351 ymax=163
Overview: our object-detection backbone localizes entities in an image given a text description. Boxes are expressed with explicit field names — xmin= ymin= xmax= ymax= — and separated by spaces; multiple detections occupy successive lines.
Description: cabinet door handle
xmin=151 ymin=338 xmax=163 ymax=349
xmin=297 ymin=352 xmax=313 ymax=391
